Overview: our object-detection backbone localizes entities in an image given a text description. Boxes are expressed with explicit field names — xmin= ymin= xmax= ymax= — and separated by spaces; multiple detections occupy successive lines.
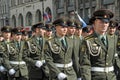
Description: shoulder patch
xmin=85 ymin=34 xmax=94 ymax=40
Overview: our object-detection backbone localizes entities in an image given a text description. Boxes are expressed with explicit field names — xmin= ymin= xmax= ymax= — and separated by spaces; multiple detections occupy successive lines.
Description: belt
xmin=10 ymin=61 xmax=26 ymax=64
xmin=91 ymin=66 xmax=114 ymax=73
xmin=54 ymin=61 xmax=73 ymax=68
xmin=36 ymin=60 xmax=46 ymax=64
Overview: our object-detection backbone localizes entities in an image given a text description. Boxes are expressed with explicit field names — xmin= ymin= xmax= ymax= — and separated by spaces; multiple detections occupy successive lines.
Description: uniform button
xmin=106 ymin=63 xmax=108 ymax=65
xmin=107 ymin=55 xmax=109 ymax=57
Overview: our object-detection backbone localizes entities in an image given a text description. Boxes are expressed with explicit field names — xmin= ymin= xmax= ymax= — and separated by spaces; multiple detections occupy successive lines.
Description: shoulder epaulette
xmin=85 ymin=34 xmax=94 ymax=40
xmin=47 ymin=37 xmax=54 ymax=41
xmin=26 ymin=37 xmax=32 ymax=41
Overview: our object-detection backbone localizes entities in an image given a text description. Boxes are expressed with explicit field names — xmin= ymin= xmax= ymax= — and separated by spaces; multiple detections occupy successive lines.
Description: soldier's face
xmin=35 ymin=28 xmax=45 ymax=37
xmin=14 ymin=34 xmax=22 ymax=41
xmin=93 ymin=19 xmax=109 ymax=35
xmin=56 ymin=25 xmax=67 ymax=37
xmin=3 ymin=32 xmax=11 ymax=40
xmin=45 ymin=31 xmax=52 ymax=37
xmin=67 ymin=27 xmax=76 ymax=35
xmin=108 ymin=27 xmax=116 ymax=35
xmin=75 ymin=29 xmax=82 ymax=36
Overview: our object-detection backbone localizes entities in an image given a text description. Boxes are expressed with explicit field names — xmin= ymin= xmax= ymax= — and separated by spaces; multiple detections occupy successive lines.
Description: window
xmin=68 ymin=0 xmax=74 ymax=6
xmin=79 ymin=0 xmax=83 ymax=4
xmin=58 ymin=0 xmax=64 ymax=8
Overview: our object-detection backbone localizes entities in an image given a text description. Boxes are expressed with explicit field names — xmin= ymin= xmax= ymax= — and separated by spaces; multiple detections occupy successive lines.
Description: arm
xmin=79 ymin=40 xmax=91 ymax=80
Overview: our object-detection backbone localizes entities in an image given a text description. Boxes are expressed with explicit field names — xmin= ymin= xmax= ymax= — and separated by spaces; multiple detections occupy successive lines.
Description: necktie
xmin=61 ymin=39 xmax=67 ymax=50
xmin=101 ymin=37 xmax=106 ymax=45
xmin=39 ymin=38 xmax=42 ymax=48
xmin=17 ymin=42 xmax=20 ymax=50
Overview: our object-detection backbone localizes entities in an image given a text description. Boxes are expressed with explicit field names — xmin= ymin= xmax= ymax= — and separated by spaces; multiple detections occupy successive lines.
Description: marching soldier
xmin=2 ymin=27 xmax=28 ymax=80
xmin=107 ymin=20 xmax=120 ymax=80
xmin=66 ymin=19 xmax=82 ymax=79
xmin=79 ymin=9 xmax=118 ymax=80
xmin=23 ymin=22 xmax=49 ymax=80
xmin=44 ymin=23 xmax=53 ymax=40
xmin=0 ymin=26 xmax=12 ymax=80
xmin=44 ymin=17 xmax=80 ymax=80
xmin=21 ymin=30 xmax=29 ymax=41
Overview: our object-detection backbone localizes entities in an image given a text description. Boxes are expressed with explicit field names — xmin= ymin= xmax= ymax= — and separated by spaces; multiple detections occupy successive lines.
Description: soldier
xmin=111 ymin=21 xmax=120 ymax=80
xmin=75 ymin=20 xmax=83 ymax=41
xmin=2 ymin=27 xmax=28 ymax=80
xmin=23 ymin=22 xmax=49 ymax=80
xmin=66 ymin=19 xmax=82 ymax=79
xmin=79 ymin=9 xmax=118 ymax=80
xmin=21 ymin=30 xmax=29 ymax=41
xmin=44 ymin=17 xmax=81 ymax=80
xmin=0 ymin=26 xmax=12 ymax=80
xmin=44 ymin=23 xmax=53 ymax=40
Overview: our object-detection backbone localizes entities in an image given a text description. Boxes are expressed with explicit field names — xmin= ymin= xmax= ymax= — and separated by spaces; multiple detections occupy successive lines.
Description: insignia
xmin=104 ymin=15 xmax=108 ymax=18
xmin=48 ymin=41 xmax=61 ymax=54
xmin=64 ymin=21 xmax=66 ymax=25
xmin=72 ymin=22 xmax=75 ymax=26
xmin=86 ymin=40 xmax=101 ymax=56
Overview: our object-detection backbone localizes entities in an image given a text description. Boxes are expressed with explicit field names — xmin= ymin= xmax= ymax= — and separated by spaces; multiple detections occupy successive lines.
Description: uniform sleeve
xmin=2 ymin=47 xmax=12 ymax=70
xmin=72 ymin=38 xmax=81 ymax=78
xmin=79 ymin=40 xmax=91 ymax=80
xmin=44 ymin=41 xmax=61 ymax=78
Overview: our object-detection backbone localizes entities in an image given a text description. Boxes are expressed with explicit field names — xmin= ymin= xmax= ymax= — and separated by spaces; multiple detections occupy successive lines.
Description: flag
xmin=74 ymin=11 xmax=87 ymax=28
xmin=43 ymin=12 xmax=51 ymax=23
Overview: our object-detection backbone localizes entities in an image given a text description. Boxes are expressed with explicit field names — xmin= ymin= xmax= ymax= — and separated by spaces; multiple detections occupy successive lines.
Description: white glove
xmin=58 ymin=72 xmax=67 ymax=80
xmin=78 ymin=78 xmax=82 ymax=80
xmin=0 ymin=65 xmax=6 ymax=72
xmin=35 ymin=61 xmax=43 ymax=68
xmin=9 ymin=69 xmax=16 ymax=75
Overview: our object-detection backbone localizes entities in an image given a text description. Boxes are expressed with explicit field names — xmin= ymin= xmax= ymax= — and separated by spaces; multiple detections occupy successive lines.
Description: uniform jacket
xmin=44 ymin=35 xmax=79 ymax=80
xmin=2 ymin=40 xmax=28 ymax=77
xmin=23 ymin=36 xmax=49 ymax=79
xmin=80 ymin=32 xmax=118 ymax=80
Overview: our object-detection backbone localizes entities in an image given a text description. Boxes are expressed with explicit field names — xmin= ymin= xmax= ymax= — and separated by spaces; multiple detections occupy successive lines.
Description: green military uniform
xmin=23 ymin=36 xmax=49 ymax=80
xmin=0 ymin=42 xmax=8 ymax=80
xmin=23 ymin=22 xmax=49 ymax=80
xmin=44 ymin=18 xmax=80 ymax=80
xmin=44 ymin=35 xmax=79 ymax=80
xmin=2 ymin=40 xmax=28 ymax=80
xmin=80 ymin=32 xmax=118 ymax=80
xmin=67 ymin=35 xmax=82 ymax=78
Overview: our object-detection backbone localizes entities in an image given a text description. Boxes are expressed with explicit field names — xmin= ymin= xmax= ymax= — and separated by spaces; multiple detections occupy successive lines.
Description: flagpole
xmin=42 ymin=0 xmax=45 ymax=25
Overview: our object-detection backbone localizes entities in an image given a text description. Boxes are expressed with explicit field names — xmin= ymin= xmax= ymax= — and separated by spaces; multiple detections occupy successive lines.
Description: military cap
xmin=67 ymin=19 xmax=76 ymax=27
xmin=31 ymin=22 xmax=45 ymax=31
xmin=90 ymin=9 xmax=114 ymax=23
xmin=53 ymin=17 xmax=68 ymax=27
xmin=75 ymin=20 xmax=82 ymax=29
xmin=11 ymin=27 xmax=22 ymax=35
xmin=22 ymin=30 xmax=28 ymax=36
xmin=109 ymin=20 xmax=118 ymax=28
xmin=1 ymin=26 xmax=12 ymax=32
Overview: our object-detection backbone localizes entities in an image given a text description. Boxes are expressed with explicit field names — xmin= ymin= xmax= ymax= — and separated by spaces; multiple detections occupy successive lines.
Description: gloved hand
xmin=0 ymin=65 xmax=6 ymax=72
xmin=77 ymin=78 xmax=82 ymax=80
xmin=9 ymin=69 xmax=16 ymax=75
xmin=35 ymin=61 xmax=43 ymax=68
xmin=57 ymin=72 xmax=67 ymax=80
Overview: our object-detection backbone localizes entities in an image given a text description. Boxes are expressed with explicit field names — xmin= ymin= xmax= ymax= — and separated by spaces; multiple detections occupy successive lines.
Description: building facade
xmin=0 ymin=0 xmax=10 ymax=27
xmin=10 ymin=0 xmax=53 ymax=30
xmin=54 ymin=0 xmax=120 ymax=24
xmin=0 ymin=0 xmax=120 ymax=29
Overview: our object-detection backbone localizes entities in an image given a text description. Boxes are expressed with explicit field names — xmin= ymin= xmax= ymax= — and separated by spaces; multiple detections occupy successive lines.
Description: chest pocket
xmin=86 ymin=40 xmax=101 ymax=56
xmin=27 ymin=41 xmax=37 ymax=54
xmin=48 ymin=41 xmax=61 ymax=54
